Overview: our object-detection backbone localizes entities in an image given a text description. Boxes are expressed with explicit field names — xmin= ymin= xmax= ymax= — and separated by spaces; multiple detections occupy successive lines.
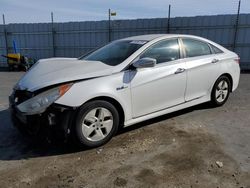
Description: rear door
xmin=181 ymin=38 xmax=221 ymax=101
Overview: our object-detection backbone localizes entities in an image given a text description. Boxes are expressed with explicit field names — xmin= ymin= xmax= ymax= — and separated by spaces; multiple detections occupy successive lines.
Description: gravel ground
xmin=0 ymin=72 xmax=249 ymax=188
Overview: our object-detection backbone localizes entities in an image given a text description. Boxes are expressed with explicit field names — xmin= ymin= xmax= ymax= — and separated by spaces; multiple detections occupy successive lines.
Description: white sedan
xmin=10 ymin=34 xmax=240 ymax=148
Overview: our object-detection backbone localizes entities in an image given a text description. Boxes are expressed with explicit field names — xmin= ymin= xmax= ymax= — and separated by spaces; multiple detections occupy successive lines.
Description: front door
xmin=130 ymin=39 xmax=187 ymax=118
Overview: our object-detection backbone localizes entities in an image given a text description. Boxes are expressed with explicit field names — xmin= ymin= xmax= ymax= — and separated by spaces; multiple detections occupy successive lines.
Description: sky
xmin=0 ymin=0 xmax=249 ymax=24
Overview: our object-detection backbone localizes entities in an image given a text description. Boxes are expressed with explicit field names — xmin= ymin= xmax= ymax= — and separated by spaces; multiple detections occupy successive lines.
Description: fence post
xmin=167 ymin=5 xmax=171 ymax=33
xmin=2 ymin=14 xmax=8 ymax=61
xmin=233 ymin=0 xmax=241 ymax=52
xmin=108 ymin=9 xmax=111 ymax=42
xmin=51 ymin=12 xmax=55 ymax=57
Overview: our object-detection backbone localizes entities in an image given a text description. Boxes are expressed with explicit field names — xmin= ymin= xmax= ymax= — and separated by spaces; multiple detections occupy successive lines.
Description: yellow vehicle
xmin=7 ymin=53 xmax=21 ymax=69
xmin=2 ymin=53 xmax=35 ymax=71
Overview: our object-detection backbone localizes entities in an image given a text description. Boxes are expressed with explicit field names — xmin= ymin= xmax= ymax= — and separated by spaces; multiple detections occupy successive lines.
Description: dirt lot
xmin=0 ymin=72 xmax=250 ymax=188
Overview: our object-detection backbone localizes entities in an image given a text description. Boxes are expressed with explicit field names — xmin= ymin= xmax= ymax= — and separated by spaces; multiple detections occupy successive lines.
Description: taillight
xmin=235 ymin=57 xmax=240 ymax=64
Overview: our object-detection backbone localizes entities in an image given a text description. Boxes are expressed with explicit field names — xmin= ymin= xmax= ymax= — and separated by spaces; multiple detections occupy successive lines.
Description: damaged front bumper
xmin=9 ymin=93 xmax=76 ymax=141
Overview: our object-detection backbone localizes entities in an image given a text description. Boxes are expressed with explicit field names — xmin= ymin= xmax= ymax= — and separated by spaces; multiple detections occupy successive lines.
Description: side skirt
xmin=124 ymin=95 xmax=210 ymax=127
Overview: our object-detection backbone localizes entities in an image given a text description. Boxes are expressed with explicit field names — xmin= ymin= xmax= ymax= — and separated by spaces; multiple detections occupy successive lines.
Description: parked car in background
xmin=9 ymin=34 xmax=240 ymax=148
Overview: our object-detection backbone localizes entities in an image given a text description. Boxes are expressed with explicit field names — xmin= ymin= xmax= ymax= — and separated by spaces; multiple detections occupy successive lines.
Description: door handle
xmin=175 ymin=68 xmax=185 ymax=74
xmin=211 ymin=59 xmax=219 ymax=63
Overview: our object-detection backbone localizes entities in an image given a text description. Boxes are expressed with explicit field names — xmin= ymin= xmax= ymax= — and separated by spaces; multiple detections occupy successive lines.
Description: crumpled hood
xmin=16 ymin=58 xmax=114 ymax=92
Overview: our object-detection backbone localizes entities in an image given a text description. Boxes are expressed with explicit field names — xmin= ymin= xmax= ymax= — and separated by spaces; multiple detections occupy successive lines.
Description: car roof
xmin=120 ymin=34 xmax=182 ymax=41
xmin=119 ymin=34 xmax=216 ymax=42
xmin=117 ymin=34 xmax=229 ymax=54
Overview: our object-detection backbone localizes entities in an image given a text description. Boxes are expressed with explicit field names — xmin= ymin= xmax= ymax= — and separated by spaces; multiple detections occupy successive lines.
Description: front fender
xmin=55 ymin=72 xmax=132 ymax=121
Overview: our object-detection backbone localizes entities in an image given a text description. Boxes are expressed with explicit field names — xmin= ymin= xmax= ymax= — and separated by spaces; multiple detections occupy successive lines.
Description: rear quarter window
xmin=211 ymin=45 xmax=224 ymax=54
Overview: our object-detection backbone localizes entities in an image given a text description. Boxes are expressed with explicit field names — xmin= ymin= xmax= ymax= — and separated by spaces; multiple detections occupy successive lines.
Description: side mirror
xmin=133 ymin=58 xmax=156 ymax=68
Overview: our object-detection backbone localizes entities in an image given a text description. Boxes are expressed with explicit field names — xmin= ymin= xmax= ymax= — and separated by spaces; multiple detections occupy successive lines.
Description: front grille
xmin=13 ymin=90 xmax=34 ymax=105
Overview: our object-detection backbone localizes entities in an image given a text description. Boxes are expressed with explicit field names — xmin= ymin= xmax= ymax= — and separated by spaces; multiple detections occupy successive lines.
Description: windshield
xmin=80 ymin=40 xmax=147 ymax=66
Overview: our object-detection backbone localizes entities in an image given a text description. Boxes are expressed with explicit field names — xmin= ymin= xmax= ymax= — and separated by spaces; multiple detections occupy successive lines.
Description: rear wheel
xmin=75 ymin=100 xmax=119 ymax=148
xmin=211 ymin=76 xmax=231 ymax=107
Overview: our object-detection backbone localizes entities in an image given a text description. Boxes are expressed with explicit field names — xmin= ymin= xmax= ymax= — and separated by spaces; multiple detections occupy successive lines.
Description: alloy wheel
xmin=81 ymin=107 xmax=113 ymax=142
xmin=215 ymin=80 xmax=229 ymax=103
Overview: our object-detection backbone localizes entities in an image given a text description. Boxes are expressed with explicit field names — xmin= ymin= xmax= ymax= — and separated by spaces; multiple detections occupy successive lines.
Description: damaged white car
xmin=9 ymin=34 xmax=240 ymax=148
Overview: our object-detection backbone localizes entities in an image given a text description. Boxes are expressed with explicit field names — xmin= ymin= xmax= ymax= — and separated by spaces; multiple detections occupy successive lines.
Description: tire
xmin=75 ymin=100 xmax=119 ymax=148
xmin=211 ymin=75 xmax=231 ymax=107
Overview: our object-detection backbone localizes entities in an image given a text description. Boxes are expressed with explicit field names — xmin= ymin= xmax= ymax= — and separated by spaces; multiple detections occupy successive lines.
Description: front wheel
xmin=75 ymin=100 xmax=119 ymax=148
xmin=210 ymin=76 xmax=231 ymax=107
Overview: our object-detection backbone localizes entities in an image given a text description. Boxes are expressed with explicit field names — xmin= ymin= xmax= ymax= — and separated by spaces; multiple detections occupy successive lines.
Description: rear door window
xmin=182 ymin=38 xmax=212 ymax=58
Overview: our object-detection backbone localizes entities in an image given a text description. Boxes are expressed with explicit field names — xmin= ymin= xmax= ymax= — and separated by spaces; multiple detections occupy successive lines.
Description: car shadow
xmin=0 ymin=102 xmax=214 ymax=161
xmin=0 ymin=108 xmax=77 ymax=161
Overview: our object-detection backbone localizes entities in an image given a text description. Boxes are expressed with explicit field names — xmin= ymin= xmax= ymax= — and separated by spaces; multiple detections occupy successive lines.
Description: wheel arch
xmin=219 ymin=73 xmax=233 ymax=92
xmin=84 ymin=96 xmax=125 ymax=128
